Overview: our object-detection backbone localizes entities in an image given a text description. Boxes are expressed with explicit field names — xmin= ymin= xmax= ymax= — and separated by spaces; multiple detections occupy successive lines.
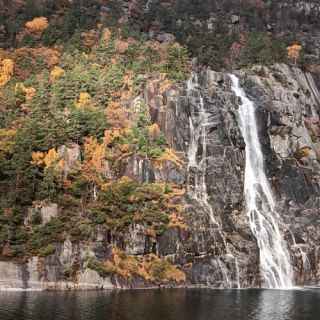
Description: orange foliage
xmin=11 ymin=47 xmax=60 ymax=80
xmin=44 ymin=149 xmax=60 ymax=167
xmin=82 ymin=137 xmax=107 ymax=186
xmin=158 ymin=75 xmax=173 ymax=94
xmin=287 ymin=43 xmax=302 ymax=64
xmin=31 ymin=151 xmax=45 ymax=166
xmin=25 ymin=17 xmax=49 ymax=33
xmin=0 ymin=58 xmax=14 ymax=86
xmin=24 ymin=87 xmax=36 ymax=100
xmin=108 ymin=248 xmax=186 ymax=283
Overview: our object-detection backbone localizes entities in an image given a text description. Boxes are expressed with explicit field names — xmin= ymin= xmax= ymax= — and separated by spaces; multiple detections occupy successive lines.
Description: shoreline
xmin=0 ymin=285 xmax=315 ymax=292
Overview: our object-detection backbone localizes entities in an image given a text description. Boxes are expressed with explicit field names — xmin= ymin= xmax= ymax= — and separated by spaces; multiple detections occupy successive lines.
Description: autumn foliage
xmin=82 ymin=137 xmax=108 ymax=196
xmin=25 ymin=17 xmax=49 ymax=33
xmin=0 ymin=8 xmax=188 ymax=267
xmin=105 ymin=101 xmax=130 ymax=129
xmin=50 ymin=66 xmax=65 ymax=82
xmin=287 ymin=44 xmax=302 ymax=65
xmin=0 ymin=58 xmax=14 ymax=86
xmin=75 ymin=92 xmax=92 ymax=109
xmin=107 ymin=248 xmax=186 ymax=283
xmin=32 ymin=148 xmax=62 ymax=169
xmin=15 ymin=83 xmax=36 ymax=101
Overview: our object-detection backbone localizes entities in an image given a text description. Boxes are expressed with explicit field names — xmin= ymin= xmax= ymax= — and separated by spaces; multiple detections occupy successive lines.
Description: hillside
xmin=0 ymin=0 xmax=319 ymax=289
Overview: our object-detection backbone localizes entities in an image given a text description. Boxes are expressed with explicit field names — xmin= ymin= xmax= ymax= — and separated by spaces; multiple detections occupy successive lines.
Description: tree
xmin=50 ymin=66 xmax=65 ymax=82
xmin=105 ymin=101 xmax=130 ymax=129
xmin=82 ymin=137 xmax=107 ymax=200
xmin=75 ymin=92 xmax=92 ymax=109
xmin=31 ymin=148 xmax=61 ymax=169
xmin=0 ymin=129 xmax=16 ymax=160
xmin=287 ymin=43 xmax=302 ymax=65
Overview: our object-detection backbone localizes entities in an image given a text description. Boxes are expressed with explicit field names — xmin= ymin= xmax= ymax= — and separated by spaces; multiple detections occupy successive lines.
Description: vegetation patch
xmin=0 ymin=4 xmax=188 ymax=262
xmin=88 ymin=247 xmax=186 ymax=284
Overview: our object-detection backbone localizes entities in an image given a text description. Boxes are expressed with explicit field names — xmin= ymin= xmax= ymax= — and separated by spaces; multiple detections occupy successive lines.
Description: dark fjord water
xmin=0 ymin=288 xmax=319 ymax=320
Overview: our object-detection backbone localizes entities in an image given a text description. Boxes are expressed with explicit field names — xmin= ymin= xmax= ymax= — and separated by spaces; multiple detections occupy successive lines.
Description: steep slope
xmin=0 ymin=1 xmax=319 ymax=289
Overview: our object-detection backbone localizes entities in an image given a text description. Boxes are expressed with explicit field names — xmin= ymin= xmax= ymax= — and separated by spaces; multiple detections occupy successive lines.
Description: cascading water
xmin=187 ymin=77 xmax=215 ymax=221
xmin=229 ymin=74 xmax=293 ymax=289
xmin=186 ymin=73 xmax=239 ymax=288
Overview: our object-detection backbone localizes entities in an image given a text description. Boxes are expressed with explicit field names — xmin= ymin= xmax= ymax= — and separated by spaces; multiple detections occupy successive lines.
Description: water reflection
xmin=253 ymin=289 xmax=295 ymax=320
xmin=0 ymin=289 xmax=319 ymax=320
xmin=251 ymin=289 xmax=320 ymax=320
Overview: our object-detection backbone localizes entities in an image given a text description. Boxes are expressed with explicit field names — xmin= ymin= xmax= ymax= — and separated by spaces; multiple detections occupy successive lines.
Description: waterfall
xmin=186 ymin=73 xmax=240 ymax=288
xmin=229 ymin=74 xmax=293 ymax=289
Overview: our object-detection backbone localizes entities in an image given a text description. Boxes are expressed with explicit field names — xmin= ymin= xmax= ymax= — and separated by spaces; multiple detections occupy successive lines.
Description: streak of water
xmin=186 ymin=73 xmax=239 ymax=288
xmin=229 ymin=74 xmax=293 ymax=289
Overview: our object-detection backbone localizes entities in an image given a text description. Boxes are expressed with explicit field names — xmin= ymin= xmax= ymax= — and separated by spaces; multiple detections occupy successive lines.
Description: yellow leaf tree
xmin=0 ymin=59 xmax=14 ymax=87
xmin=31 ymin=148 xmax=64 ymax=200
xmin=43 ymin=148 xmax=60 ymax=168
xmin=50 ymin=66 xmax=65 ymax=82
xmin=75 ymin=92 xmax=92 ymax=109
xmin=31 ymin=148 xmax=63 ymax=170
xmin=82 ymin=137 xmax=107 ymax=199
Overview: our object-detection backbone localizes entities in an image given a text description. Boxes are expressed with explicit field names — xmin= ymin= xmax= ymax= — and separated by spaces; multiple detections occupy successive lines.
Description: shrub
xmin=87 ymin=258 xmax=115 ymax=278
xmin=38 ymin=243 xmax=56 ymax=257
xmin=89 ymin=179 xmax=174 ymax=235
xmin=162 ymin=44 xmax=189 ymax=81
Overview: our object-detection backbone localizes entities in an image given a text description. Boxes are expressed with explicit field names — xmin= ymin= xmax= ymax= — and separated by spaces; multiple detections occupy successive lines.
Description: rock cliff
xmin=1 ymin=0 xmax=320 ymax=290
xmin=1 ymin=63 xmax=319 ymax=290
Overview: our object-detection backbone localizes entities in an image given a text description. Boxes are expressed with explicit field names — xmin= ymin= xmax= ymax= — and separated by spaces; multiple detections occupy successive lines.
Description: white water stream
xmin=229 ymin=74 xmax=293 ymax=288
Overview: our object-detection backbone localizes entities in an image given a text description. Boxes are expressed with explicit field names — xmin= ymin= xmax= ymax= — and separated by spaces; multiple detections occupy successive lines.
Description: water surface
xmin=0 ymin=288 xmax=319 ymax=320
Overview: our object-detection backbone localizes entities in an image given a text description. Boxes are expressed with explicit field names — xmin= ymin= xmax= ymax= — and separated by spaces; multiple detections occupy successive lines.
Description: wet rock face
xmin=152 ymin=64 xmax=320 ymax=287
